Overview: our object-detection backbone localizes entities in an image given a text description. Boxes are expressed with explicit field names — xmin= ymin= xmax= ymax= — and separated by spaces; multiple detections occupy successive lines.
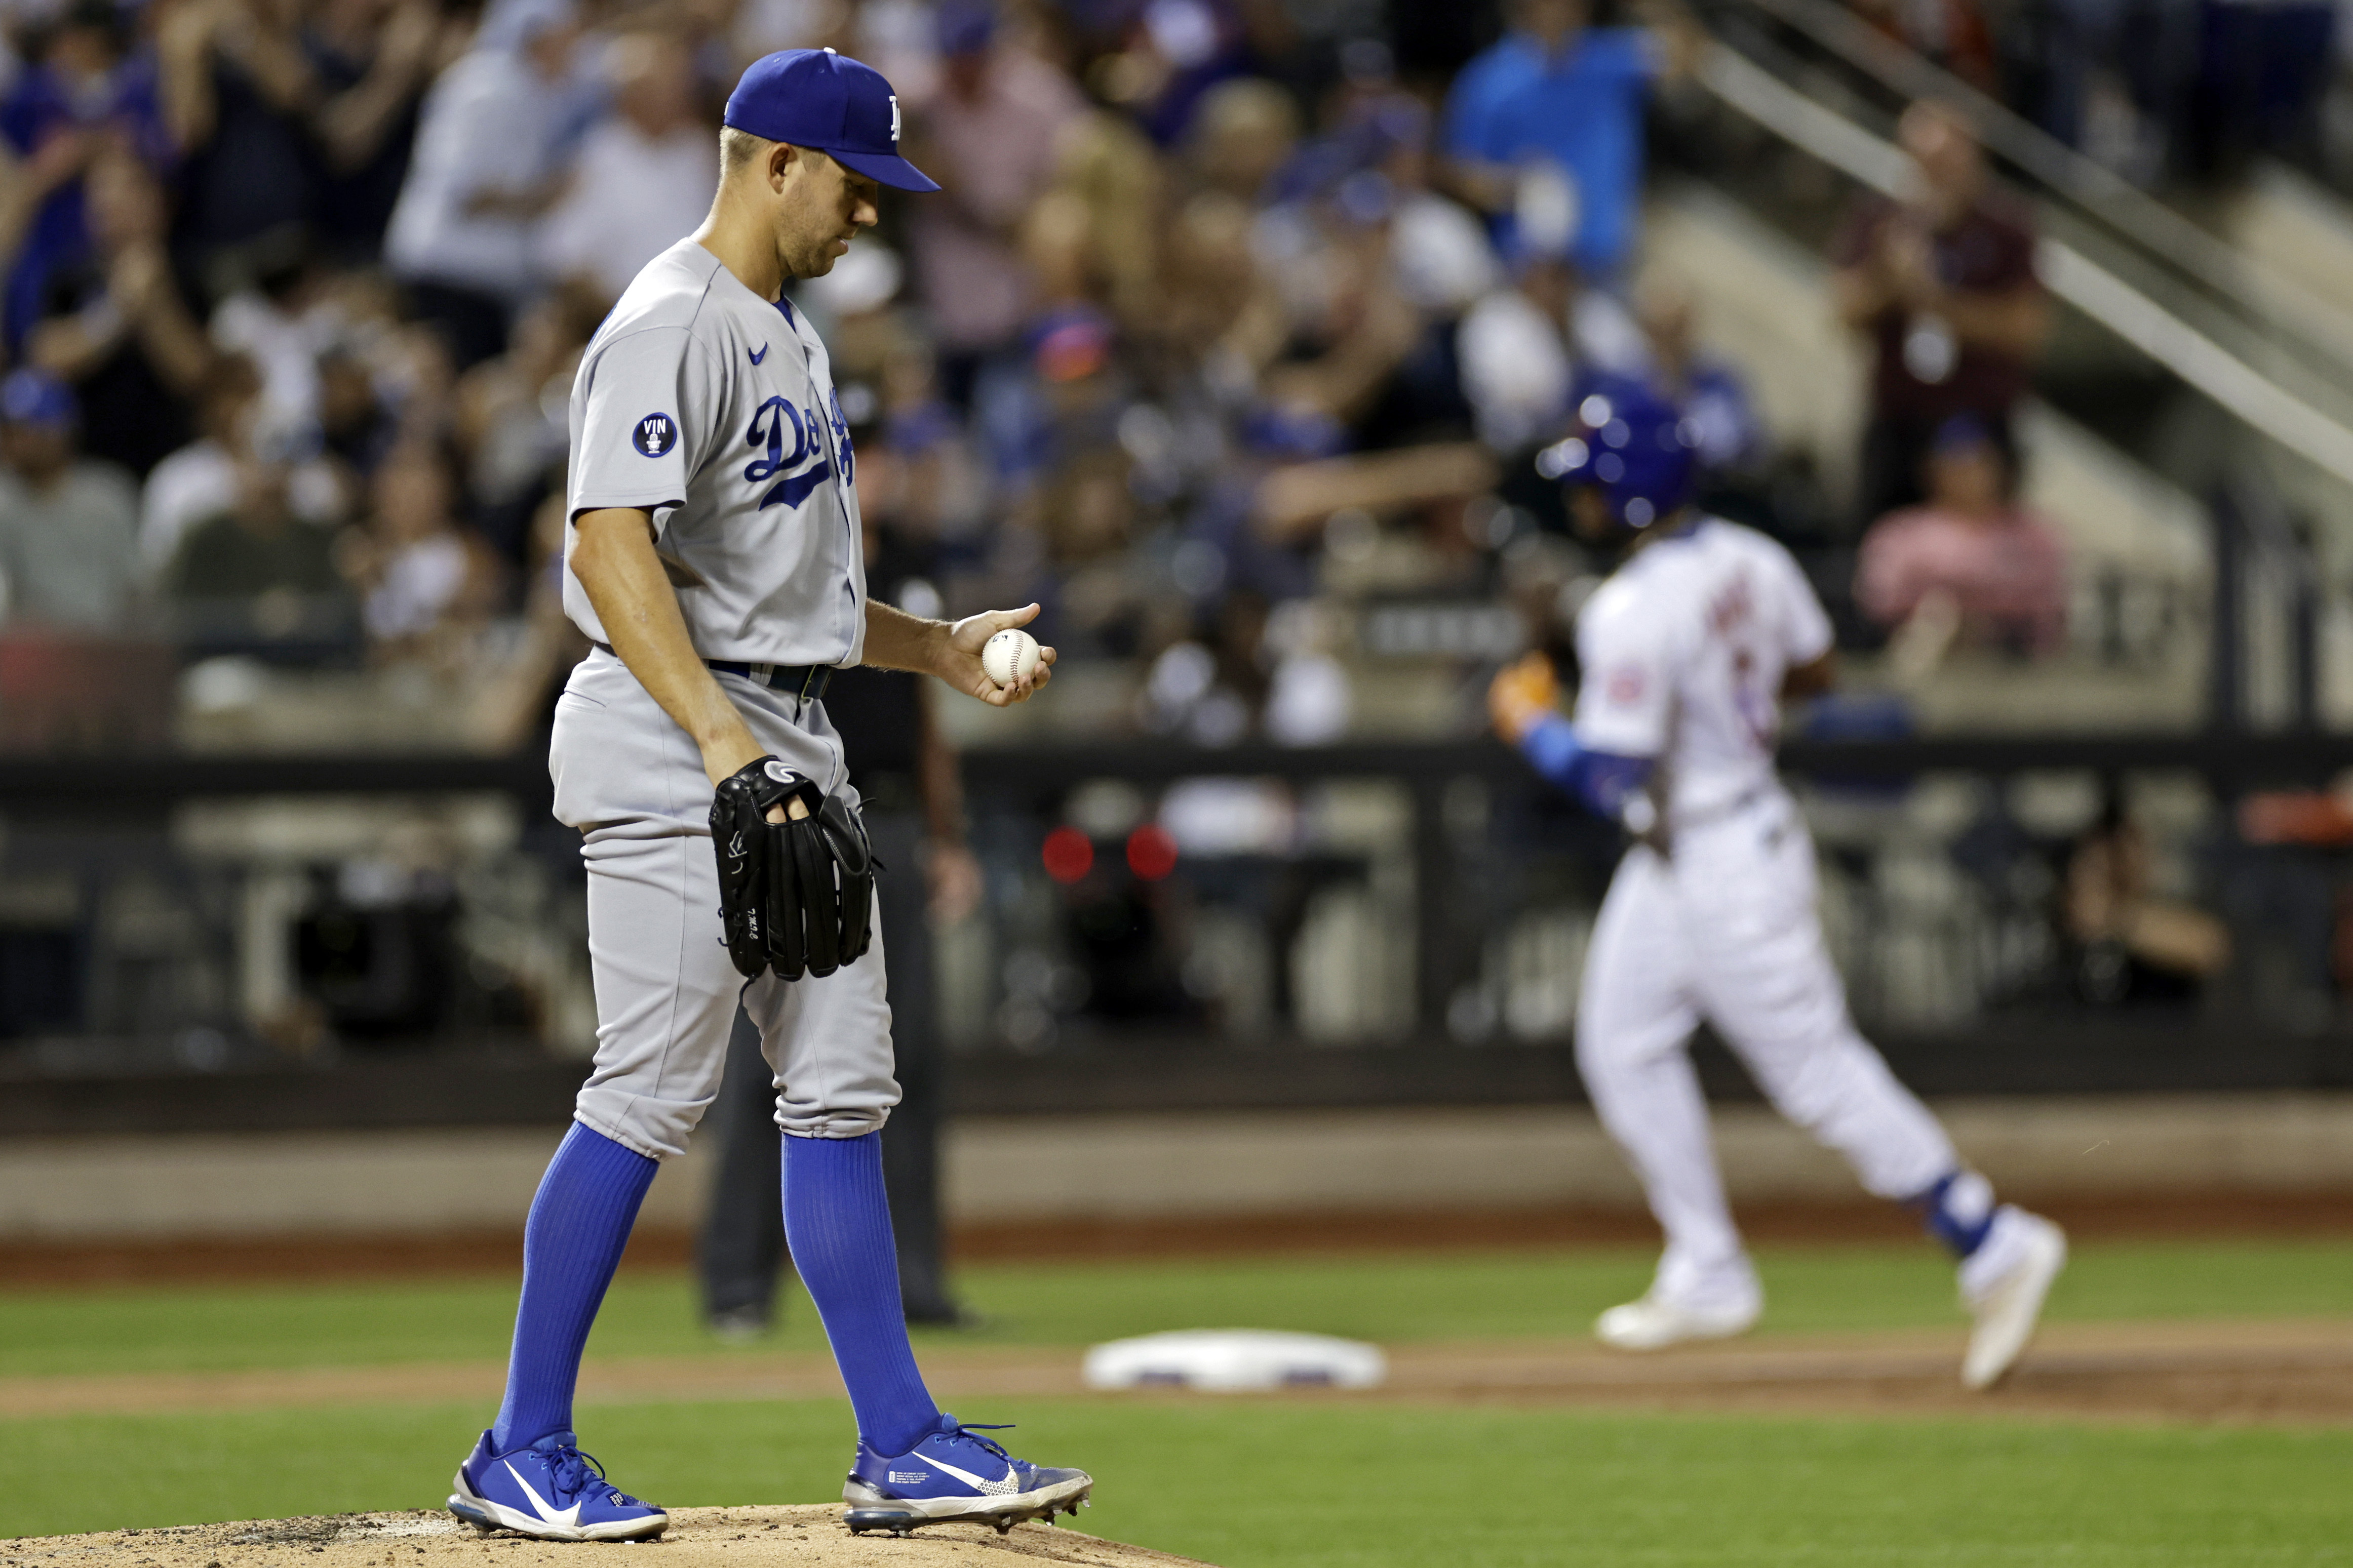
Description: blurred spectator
xmin=465 ymin=489 xmax=589 ymax=749
xmin=1831 ymin=102 xmax=2048 ymax=525
xmin=1855 ymin=415 xmax=2067 ymax=667
xmin=1457 ymin=247 xmax=1644 ymax=452
xmin=302 ymin=0 xmax=454 ymax=257
xmin=1256 ymin=191 xmax=1425 ymax=441
xmin=343 ymin=440 xmax=498 ymax=665
xmin=1850 ymin=0 xmax=1998 ymax=94
xmin=2066 ymin=792 xmax=2230 ymax=1003
xmin=155 ymin=0 xmax=450 ymax=270
xmin=1369 ymin=101 xmax=1500 ymax=323
xmin=1631 ymin=269 xmax=1763 ymax=472
xmin=1254 ymin=84 xmax=1491 ymax=448
xmin=208 ymin=225 xmax=337 ymax=439
xmin=901 ymin=1 xmax=1086 ymax=390
xmin=1088 ymin=0 xmax=1256 ymax=146
xmin=845 ymin=0 xmax=938 ymax=106
xmin=317 ymin=338 xmax=400 ymax=476
xmin=383 ymin=0 xmax=584 ymax=367
xmin=2 ymin=0 xmax=169 ymax=348
xmin=141 ymin=353 xmax=344 ymax=576
xmin=1185 ymin=74 xmax=1296 ymax=202
xmin=1044 ymin=111 xmax=1163 ymax=333
xmin=162 ymin=421 xmax=351 ymax=636
xmin=1440 ymin=0 xmax=1682 ymax=282
xmin=453 ymin=283 xmax=599 ymax=559
xmin=25 ymin=147 xmax=212 ymax=477
xmin=157 ymin=0 xmax=418 ymax=270
xmin=0 ymin=368 xmax=140 ymax=631
xmin=1155 ymin=188 xmax=1282 ymax=385
xmin=537 ymin=32 xmax=715 ymax=302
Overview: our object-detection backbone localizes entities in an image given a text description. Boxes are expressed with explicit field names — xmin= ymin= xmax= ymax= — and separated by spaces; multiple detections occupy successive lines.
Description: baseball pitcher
xmin=446 ymin=49 xmax=1089 ymax=1541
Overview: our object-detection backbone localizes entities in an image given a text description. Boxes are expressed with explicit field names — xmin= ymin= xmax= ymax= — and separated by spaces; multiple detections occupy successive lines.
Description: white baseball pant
xmin=1576 ymin=789 xmax=1956 ymax=1307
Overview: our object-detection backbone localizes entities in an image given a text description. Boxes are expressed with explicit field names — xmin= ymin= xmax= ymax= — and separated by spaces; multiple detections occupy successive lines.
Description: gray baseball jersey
xmin=563 ymin=236 xmax=868 ymax=669
xmin=551 ymin=237 xmax=897 ymax=1159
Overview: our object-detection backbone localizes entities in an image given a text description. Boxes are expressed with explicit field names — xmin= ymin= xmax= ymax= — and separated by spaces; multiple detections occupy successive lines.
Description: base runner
xmin=1489 ymin=384 xmax=2066 ymax=1388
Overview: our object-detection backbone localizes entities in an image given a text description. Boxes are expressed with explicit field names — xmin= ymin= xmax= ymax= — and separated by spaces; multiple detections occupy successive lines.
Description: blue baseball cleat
xmin=447 ymin=1429 xmax=669 ymax=1541
xmin=842 ymin=1413 xmax=1092 ymax=1536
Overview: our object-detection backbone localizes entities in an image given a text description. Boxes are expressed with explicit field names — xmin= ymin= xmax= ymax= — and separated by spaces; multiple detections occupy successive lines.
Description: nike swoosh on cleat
xmin=504 ymin=1462 xmax=583 ymax=1527
xmin=923 ymin=1455 xmax=1021 ymax=1496
xmin=749 ymin=344 xmax=768 ymax=365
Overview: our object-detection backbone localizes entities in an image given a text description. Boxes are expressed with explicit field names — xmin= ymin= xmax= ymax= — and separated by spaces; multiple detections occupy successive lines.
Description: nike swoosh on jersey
xmin=749 ymin=344 xmax=768 ymax=365
xmin=503 ymin=1463 xmax=584 ymax=1527
xmin=759 ymin=459 xmax=832 ymax=511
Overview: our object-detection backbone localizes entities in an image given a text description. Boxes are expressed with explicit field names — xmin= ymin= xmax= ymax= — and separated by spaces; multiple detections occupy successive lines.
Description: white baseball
xmin=982 ymin=628 xmax=1041 ymax=688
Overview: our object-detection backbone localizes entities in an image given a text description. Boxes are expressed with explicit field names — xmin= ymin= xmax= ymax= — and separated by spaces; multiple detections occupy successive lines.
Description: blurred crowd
xmin=0 ymin=0 xmax=2337 ymax=1054
xmin=1848 ymin=0 xmax=2341 ymax=185
xmin=0 ymin=0 xmax=2284 ymax=755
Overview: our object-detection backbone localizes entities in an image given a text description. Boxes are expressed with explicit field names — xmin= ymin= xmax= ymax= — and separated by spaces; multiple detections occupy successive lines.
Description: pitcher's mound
xmin=13 ymin=1507 xmax=1217 ymax=1567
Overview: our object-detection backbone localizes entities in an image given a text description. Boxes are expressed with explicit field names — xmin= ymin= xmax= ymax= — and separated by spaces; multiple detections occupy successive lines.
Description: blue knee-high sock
xmin=491 ymin=1122 xmax=659 ymax=1452
xmin=783 ymin=1131 xmax=939 ymax=1456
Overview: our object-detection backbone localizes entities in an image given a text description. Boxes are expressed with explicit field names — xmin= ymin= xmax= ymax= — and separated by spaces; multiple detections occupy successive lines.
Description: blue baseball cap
xmin=1535 ymin=378 xmax=1697 ymax=531
xmin=0 ymin=368 xmax=76 ymax=429
xmin=724 ymin=48 xmax=940 ymax=193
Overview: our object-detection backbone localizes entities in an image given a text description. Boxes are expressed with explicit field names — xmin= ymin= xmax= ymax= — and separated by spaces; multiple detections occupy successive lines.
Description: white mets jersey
xmin=1573 ymin=517 xmax=1833 ymax=826
xmin=563 ymin=238 xmax=867 ymax=667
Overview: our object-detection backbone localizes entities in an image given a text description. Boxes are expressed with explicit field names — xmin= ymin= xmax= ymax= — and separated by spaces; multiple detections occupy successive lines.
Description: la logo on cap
xmin=889 ymin=94 xmax=900 ymax=143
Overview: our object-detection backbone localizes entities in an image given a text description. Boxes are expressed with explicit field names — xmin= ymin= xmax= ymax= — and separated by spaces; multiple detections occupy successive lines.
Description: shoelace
xmin=546 ymin=1445 xmax=630 ymax=1504
xmin=937 ymin=1421 xmax=1017 ymax=1467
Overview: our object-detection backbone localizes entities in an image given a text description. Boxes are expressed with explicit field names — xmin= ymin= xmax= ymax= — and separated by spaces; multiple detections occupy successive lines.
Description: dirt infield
xmin=0 ymin=1509 xmax=1208 ymax=1568
xmin=9 ymin=1191 xmax=2353 ymax=1287
xmin=3 ymin=1319 xmax=2347 ymax=1428
xmin=1379 ymin=1318 xmax=2353 ymax=1425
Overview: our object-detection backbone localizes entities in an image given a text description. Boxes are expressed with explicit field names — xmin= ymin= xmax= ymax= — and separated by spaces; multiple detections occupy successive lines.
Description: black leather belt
xmin=708 ymin=660 xmax=833 ymax=702
xmin=591 ymin=642 xmax=832 ymax=703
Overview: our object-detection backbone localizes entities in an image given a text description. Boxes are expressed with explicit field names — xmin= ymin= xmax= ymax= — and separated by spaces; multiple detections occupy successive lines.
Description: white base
xmin=1082 ymin=1329 xmax=1388 ymax=1391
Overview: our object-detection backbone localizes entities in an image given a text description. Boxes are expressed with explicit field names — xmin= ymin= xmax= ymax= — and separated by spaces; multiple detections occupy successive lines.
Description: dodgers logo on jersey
xmin=632 ymin=413 xmax=677 ymax=457
xmin=744 ymin=395 xmax=831 ymax=509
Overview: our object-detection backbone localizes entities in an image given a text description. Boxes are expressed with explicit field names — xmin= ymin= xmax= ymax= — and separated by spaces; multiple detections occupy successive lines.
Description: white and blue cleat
xmin=447 ymin=1429 xmax=670 ymax=1541
xmin=842 ymin=1413 xmax=1092 ymax=1536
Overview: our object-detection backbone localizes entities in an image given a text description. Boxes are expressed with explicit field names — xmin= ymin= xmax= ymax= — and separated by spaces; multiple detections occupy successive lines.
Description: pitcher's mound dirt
xmin=0 ymin=1509 xmax=1215 ymax=1568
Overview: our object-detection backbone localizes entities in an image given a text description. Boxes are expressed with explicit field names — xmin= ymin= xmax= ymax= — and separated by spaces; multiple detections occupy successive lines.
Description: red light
xmin=1042 ymin=826 xmax=1094 ymax=883
xmin=1126 ymin=824 xmax=1179 ymax=881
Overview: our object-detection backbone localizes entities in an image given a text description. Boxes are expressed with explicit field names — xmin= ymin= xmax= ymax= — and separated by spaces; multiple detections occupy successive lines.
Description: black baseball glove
xmin=710 ymin=756 xmax=876 ymax=982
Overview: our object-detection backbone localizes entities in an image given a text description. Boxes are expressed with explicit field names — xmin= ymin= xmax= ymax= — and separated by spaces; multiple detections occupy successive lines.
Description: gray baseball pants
xmin=549 ymin=647 xmax=900 ymax=1159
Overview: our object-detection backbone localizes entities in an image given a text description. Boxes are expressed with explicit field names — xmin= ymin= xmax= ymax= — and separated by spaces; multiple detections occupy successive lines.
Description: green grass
xmin=3 ymin=1237 xmax=2350 ymax=1381
xmin=6 ymin=1395 xmax=2350 ymax=1564
xmin=3 ymin=1241 xmax=2350 ymax=1560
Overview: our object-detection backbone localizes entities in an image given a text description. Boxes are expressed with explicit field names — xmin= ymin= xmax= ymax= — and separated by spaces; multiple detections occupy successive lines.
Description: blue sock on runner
xmin=783 ymin=1130 xmax=939 ymax=1455
xmin=490 ymin=1121 xmax=659 ymax=1452
xmin=1909 ymin=1169 xmax=1997 ymax=1259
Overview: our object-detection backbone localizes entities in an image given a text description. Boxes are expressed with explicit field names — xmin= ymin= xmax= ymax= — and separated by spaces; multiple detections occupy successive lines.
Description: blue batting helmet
xmin=1534 ymin=378 xmax=1697 ymax=530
